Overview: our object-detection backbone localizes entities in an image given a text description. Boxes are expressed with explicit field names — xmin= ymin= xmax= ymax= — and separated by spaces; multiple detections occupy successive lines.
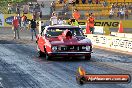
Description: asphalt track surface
xmin=0 ymin=28 xmax=132 ymax=88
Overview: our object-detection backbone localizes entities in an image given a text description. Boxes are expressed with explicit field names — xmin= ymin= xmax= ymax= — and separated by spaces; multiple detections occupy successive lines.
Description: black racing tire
xmin=44 ymin=46 xmax=52 ymax=60
xmin=85 ymin=54 xmax=91 ymax=60
xmin=37 ymin=45 xmax=45 ymax=57
xmin=46 ymin=54 xmax=52 ymax=60
xmin=38 ymin=50 xmax=44 ymax=57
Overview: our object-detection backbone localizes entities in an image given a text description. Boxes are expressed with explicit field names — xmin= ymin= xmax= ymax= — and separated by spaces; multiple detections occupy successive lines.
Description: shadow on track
xmin=0 ymin=40 xmax=22 ymax=44
xmin=37 ymin=56 xmax=91 ymax=62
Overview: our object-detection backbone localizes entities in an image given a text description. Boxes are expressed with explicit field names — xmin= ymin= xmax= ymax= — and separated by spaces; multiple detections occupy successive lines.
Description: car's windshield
xmin=46 ymin=27 xmax=83 ymax=37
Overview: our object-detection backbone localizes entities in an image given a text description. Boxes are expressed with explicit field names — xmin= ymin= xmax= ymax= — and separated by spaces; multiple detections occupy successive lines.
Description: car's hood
xmin=49 ymin=36 xmax=91 ymax=46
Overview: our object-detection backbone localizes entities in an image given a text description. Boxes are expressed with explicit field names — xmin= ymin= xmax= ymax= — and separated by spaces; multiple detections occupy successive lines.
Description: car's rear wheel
xmin=85 ymin=54 xmax=91 ymax=60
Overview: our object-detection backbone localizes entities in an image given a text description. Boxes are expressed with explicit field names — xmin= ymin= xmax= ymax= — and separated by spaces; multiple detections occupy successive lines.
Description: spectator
xmin=35 ymin=3 xmax=40 ymax=8
xmin=95 ymin=0 xmax=99 ymax=4
xmin=58 ymin=0 xmax=63 ymax=4
xmin=64 ymin=0 xmax=68 ymax=3
xmin=76 ymin=0 xmax=79 ymax=4
xmin=17 ymin=14 xmax=21 ymax=28
xmin=21 ymin=14 xmax=27 ymax=30
xmin=58 ymin=18 xmax=64 ymax=25
xmin=16 ymin=4 xmax=20 ymax=15
xmin=34 ymin=3 xmax=40 ymax=13
xmin=88 ymin=0 xmax=92 ymax=4
xmin=29 ymin=2 xmax=33 ymax=13
xmin=129 ymin=3 xmax=132 ymax=14
xmin=129 ymin=3 xmax=132 ymax=9
xmin=39 ymin=11 xmax=42 ymax=20
xmin=123 ymin=3 xmax=127 ymax=9
xmin=12 ymin=16 xmax=20 ymax=39
xmin=8 ymin=3 xmax=12 ymax=14
xmin=69 ymin=18 xmax=79 ymax=26
xmin=50 ymin=1 xmax=55 ymax=15
xmin=72 ymin=0 xmax=76 ymax=6
xmin=117 ymin=9 xmax=121 ymax=18
xmin=41 ymin=2 xmax=44 ymax=8
xmin=50 ymin=12 xmax=58 ymax=25
xmin=109 ymin=9 xmax=114 ymax=19
xmin=69 ymin=0 xmax=73 ymax=4
xmin=125 ymin=9 xmax=129 ymax=19
xmin=82 ymin=0 xmax=86 ymax=4
xmin=87 ymin=13 xmax=95 ymax=34
xmin=119 ymin=3 xmax=123 ymax=10
xmin=29 ymin=16 xmax=37 ymax=41
xmin=33 ymin=11 xmax=37 ymax=20
xmin=71 ymin=19 xmax=79 ymax=27
xmin=35 ymin=3 xmax=40 ymax=10
xmin=111 ymin=3 xmax=115 ymax=10
xmin=114 ymin=3 xmax=117 ymax=8
xmin=72 ymin=9 xmax=80 ymax=21
xmin=23 ymin=4 xmax=29 ymax=14
xmin=120 ymin=9 xmax=125 ymax=19
xmin=69 ymin=0 xmax=76 ymax=6
xmin=129 ymin=3 xmax=132 ymax=13
xmin=102 ymin=0 xmax=108 ymax=7
xmin=62 ymin=3 xmax=69 ymax=14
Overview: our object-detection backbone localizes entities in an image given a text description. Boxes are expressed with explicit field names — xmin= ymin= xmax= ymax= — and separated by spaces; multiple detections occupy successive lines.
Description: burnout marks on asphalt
xmin=0 ymin=40 xmax=22 ymax=44
xmin=0 ymin=59 xmax=41 ymax=88
xmin=0 ymin=40 xmax=36 ymax=44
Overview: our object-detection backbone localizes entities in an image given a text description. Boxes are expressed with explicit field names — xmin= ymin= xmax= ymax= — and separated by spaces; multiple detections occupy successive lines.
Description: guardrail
xmin=86 ymin=34 xmax=132 ymax=53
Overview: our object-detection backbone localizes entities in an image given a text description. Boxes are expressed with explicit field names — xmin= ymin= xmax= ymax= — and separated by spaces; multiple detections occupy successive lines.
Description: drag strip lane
xmin=0 ymin=43 xmax=131 ymax=88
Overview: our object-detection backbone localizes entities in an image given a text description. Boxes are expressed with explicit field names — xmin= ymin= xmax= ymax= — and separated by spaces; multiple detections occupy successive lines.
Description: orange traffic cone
xmin=118 ymin=21 xmax=124 ymax=33
xmin=85 ymin=22 xmax=91 ymax=34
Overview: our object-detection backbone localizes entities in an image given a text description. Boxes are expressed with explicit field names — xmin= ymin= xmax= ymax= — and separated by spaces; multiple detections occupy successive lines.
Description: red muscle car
xmin=36 ymin=25 xmax=92 ymax=60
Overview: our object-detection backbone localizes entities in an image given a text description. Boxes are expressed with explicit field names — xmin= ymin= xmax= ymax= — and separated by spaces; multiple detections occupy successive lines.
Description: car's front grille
xmin=58 ymin=45 xmax=86 ymax=51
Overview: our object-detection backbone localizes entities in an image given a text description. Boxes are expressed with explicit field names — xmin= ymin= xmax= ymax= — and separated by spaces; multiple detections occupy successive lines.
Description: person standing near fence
xmin=29 ymin=16 xmax=37 ymax=41
xmin=12 ymin=16 xmax=20 ymax=39
xmin=69 ymin=18 xmax=79 ymax=26
xmin=23 ymin=4 xmax=29 ymax=14
xmin=8 ymin=3 xmax=12 ymax=14
xmin=16 ymin=4 xmax=20 ymax=15
xmin=87 ymin=13 xmax=95 ymax=34
xmin=21 ymin=14 xmax=27 ymax=30
xmin=17 ymin=14 xmax=21 ymax=29
xmin=50 ymin=1 xmax=55 ymax=15
xmin=50 ymin=12 xmax=58 ymax=25
xmin=72 ymin=9 xmax=80 ymax=21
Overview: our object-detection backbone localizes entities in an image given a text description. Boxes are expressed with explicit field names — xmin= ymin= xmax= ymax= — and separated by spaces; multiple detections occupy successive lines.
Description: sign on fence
xmin=87 ymin=34 xmax=132 ymax=52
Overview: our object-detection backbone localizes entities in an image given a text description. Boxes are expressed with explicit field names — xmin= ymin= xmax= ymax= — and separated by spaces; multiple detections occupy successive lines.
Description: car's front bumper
xmin=48 ymin=52 xmax=92 ymax=56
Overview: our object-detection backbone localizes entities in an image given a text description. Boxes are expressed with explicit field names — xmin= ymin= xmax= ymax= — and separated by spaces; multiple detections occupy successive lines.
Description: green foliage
xmin=0 ymin=0 xmax=26 ymax=3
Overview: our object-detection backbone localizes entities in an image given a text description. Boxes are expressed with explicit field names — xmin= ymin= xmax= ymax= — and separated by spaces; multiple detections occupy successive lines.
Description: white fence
xmin=86 ymin=34 xmax=132 ymax=52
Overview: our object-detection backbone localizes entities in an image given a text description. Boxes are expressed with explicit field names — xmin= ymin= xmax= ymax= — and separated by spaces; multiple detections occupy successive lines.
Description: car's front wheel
xmin=38 ymin=50 xmax=44 ymax=57
xmin=46 ymin=54 xmax=52 ymax=60
xmin=85 ymin=54 xmax=91 ymax=60
xmin=37 ymin=45 xmax=45 ymax=57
